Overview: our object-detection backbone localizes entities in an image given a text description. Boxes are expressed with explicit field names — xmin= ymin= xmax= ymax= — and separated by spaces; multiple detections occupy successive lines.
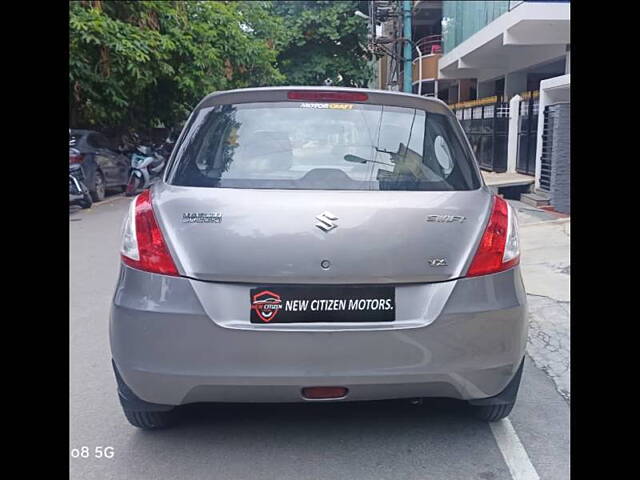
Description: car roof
xmin=196 ymin=86 xmax=453 ymax=116
xmin=70 ymin=129 xmax=98 ymax=136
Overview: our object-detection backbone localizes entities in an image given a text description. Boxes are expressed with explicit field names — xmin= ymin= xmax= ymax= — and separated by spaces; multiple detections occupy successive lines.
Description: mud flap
xmin=467 ymin=357 xmax=524 ymax=406
xmin=112 ymin=360 xmax=175 ymax=412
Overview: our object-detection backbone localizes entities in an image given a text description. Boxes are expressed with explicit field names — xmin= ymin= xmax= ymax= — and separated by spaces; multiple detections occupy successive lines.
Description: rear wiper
xmin=373 ymin=146 xmax=396 ymax=155
xmin=344 ymin=154 xmax=394 ymax=167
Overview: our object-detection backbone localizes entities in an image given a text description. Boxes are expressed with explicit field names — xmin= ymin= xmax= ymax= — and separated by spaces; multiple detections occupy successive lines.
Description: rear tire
xmin=90 ymin=170 xmax=106 ymax=202
xmin=470 ymin=402 xmax=515 ymax=422
xmin=123 ymin=408 xmax=177 ymax=430
xmin=468 ymin=358 xmax=524 ymax=422
xmin=79 ymin=193 xmax=92 ymax=209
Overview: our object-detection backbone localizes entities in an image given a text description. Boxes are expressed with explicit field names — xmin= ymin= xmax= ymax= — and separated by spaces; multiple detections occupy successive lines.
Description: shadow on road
xmin=173 ymin=397 xmax=474 ymax=432
xmin=113 ymin=399 xmax=509 ymax=480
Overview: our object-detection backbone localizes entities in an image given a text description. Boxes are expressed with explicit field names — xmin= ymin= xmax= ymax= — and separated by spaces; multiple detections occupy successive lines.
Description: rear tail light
xmin=466 ymin=195 xmax=520 ymax=277
xmin=287 ymin=91 xmax=368 ymax=102
xmin=120 ymin=190 xmax=179 ymax=276
xmin=69 ymin=151 xmax=84 ymax=164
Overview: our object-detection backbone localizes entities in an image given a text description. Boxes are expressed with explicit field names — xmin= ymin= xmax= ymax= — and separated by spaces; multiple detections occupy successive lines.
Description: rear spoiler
xmin=196 ymin=86 xmax=452 ymax=116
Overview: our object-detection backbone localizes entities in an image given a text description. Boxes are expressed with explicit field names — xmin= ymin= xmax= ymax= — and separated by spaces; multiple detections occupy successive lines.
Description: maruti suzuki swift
xmin=110 ymin=87 xmax=527 ymax=429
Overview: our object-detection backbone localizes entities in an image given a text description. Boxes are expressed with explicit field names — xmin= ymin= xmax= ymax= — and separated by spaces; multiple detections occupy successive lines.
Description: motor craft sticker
xmin=299 ymin=103 xmax=354 ymax=110
xmin=250 ymin=286 xmax=395 ymax=323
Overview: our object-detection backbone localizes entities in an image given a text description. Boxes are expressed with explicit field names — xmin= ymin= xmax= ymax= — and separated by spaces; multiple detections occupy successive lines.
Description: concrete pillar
xmin=448 ymin=83 xmax=459 ymax=103
xmin=458 ymin=79 xmax=476 ymax=101
xmin=505 ymin=72 xmax=527 ymax=100
xmin=477 ymin=80 xmax=494 ymax=99
xmin=507 ymin=95 xmax=521 ymax=173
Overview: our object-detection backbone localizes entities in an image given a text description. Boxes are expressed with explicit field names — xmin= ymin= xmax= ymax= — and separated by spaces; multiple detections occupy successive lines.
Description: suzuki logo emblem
xmin=315 ymin=211 xmax=338 ymax=232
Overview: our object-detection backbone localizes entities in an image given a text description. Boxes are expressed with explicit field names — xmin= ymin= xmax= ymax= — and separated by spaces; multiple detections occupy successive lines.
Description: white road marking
xmin=490 ymin=418 xmax=540 ymax=480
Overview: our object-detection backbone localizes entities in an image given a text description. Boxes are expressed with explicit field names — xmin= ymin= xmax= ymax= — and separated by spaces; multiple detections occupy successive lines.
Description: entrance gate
xmin=516 ymin=93 xmax=539 ymax=176
xmin=453 ymin=97 xmax=509 ymax=173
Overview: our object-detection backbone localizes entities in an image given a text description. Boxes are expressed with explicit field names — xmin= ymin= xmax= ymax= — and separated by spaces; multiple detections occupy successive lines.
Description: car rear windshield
xmin=168 ymin=101 xmax=480 ymax=191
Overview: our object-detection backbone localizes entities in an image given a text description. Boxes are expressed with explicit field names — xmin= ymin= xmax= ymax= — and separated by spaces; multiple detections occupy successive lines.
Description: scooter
xmin=69 ymin=163 xmax=92 ymax=209
xmin=125 ymin=145 xmax=166 ymax=196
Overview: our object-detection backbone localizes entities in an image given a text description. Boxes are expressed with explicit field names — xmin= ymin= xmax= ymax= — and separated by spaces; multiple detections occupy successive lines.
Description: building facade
xmin=438 ymin=0 xmax=569 ymax=104
xmin=371 ymin=1 xmax=570 ymax=212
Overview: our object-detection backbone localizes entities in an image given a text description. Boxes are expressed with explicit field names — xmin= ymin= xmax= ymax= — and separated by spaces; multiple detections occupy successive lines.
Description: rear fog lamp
xmin=301 ymin=387 xmax=348 ymax=399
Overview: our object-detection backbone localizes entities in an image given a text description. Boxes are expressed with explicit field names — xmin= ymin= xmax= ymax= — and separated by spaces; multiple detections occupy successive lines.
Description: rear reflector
xmin=301 ymin=387 xmax=348 ymax=399
xmin=466 ymin=195 xmax=520 ymax=277
xmin=287 ymin=91 xmax=368 ymax=102
xmin=121 ymin=190 xmax=179 ymax=276
xmin=69 ymin=153 xmax=84 ymax=164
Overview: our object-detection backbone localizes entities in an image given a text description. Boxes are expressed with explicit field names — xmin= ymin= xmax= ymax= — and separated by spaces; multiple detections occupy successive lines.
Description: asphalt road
xmin=70 ymin=196 xmax=570 ymax=480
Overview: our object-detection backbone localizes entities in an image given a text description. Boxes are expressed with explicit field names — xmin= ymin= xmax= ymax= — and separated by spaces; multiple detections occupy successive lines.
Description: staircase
xmin=520 ymin=191 xmax=551 ymax=207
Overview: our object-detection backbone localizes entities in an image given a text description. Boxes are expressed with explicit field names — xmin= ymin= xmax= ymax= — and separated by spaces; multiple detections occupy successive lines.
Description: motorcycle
xmin=157 ymin=134 xmax=175 ymax=160
xmin=125 ymin=144 xmax=166 ymax=197
xmin=69 ymin=163 xmax=92 ymax=209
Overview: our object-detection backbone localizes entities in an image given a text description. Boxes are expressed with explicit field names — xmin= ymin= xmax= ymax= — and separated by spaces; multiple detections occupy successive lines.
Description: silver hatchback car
xmin=110 ymin=87 xmax=527 ymax=429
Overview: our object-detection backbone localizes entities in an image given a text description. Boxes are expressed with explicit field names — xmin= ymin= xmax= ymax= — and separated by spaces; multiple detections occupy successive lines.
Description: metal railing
xmin=509 ymin=0 xmax=570 ymax=11
xmin=414 ymin=35 xmax=442 ymax=58
xmin=450 ymin=95 xmax=500 ymax=110
xmin=539 ymin=105 xmax=557 ymax=192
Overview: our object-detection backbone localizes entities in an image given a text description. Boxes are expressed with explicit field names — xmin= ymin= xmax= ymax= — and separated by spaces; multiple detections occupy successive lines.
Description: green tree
xmin=70 ymin=1 xmax=284 ymax=130
xmin=273 ymin=0 xmax=372 ymax=87
xmin=69 ymin=1 xmax=372 ymax=132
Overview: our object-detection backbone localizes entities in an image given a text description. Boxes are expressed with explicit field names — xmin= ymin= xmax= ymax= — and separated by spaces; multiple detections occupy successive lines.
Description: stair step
xmin=520 ymin=192 xmax=551 ymax=207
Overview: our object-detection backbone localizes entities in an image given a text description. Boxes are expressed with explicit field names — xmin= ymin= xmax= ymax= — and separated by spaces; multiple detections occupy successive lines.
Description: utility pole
xmin=402 ymin=0 xmax=412 ymax=93
xmin=366 ymin=1 xmax=410 ymax=91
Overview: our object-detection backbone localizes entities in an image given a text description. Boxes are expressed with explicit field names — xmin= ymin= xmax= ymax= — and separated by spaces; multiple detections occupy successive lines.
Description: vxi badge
xmin=428 ymin=257 xmax=448 ymax=267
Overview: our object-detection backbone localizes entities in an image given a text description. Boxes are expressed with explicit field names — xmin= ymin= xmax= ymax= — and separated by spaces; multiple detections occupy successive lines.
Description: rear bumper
xmin=110 ymin=265 xmax=527 ymax=406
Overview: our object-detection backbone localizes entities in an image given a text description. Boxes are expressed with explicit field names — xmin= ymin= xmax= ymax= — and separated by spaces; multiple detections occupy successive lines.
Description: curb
xmin=519 ymin=217 xmax=571 ymax=228
xmin=94 ymin=193 xmax=127 ymax=207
